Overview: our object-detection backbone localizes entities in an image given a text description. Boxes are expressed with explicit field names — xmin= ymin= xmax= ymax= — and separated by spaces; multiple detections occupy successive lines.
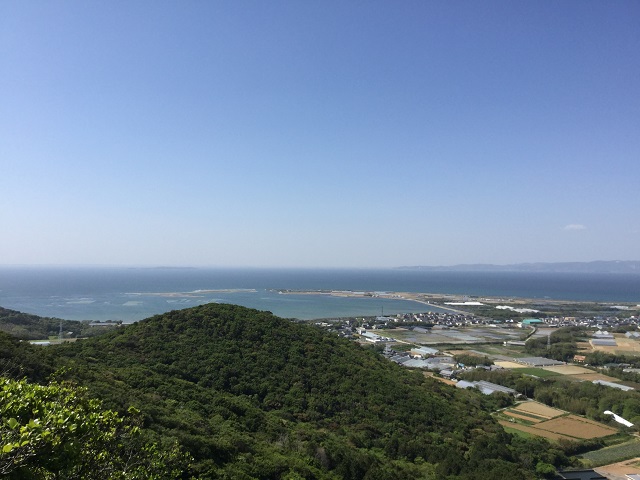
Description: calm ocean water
xmin=0 ymin=267 xmax=638 ymax=322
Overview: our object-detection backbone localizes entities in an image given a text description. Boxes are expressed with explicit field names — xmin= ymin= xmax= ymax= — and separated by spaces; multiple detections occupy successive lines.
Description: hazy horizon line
xmin=1 ymin=260 xmax=638 ymax=270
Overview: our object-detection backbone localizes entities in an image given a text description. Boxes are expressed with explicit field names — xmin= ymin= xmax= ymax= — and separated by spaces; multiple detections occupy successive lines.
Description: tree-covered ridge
xmin=44 ymin=303 xmax=564 ymax=478
xmin=0 ymin=306 xmax=117 ymax=340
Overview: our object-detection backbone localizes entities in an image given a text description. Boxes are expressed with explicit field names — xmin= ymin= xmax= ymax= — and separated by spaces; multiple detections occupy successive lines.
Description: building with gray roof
xmin=455 ymin=380 xmax=517 ymax=396
xmin=593 ymin=380 xmax=634 ymax=391
xmin=516 ymin=357 xmax=564 ymax=367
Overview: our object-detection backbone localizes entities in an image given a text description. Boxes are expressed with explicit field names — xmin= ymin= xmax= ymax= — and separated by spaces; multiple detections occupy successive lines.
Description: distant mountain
xmin=399 ymin=260 xmax=640 ymax=274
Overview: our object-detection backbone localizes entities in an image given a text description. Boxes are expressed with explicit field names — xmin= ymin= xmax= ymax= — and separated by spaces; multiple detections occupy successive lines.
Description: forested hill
xmin=10 ymin=304 xmax=565 ymax=478
xmin=0 ymin=306 xmax=118 ymax=340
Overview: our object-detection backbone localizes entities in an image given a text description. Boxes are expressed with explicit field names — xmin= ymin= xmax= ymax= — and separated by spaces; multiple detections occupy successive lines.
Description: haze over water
xmin=0 ymin=267 xmax=638 ymax=322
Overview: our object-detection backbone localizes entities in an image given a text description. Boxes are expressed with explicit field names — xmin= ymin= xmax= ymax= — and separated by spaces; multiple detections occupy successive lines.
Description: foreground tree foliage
xmin=0 ymin=377 xmax=191 ymax=479
xmin=3 ymin=304 xmax=573 ymax=478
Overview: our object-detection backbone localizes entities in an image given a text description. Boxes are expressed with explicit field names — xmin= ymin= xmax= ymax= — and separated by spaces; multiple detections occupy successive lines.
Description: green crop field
xmin=515 ymin=367 xmax=561 ymax=378
xmin=580 ymin=439 xmax=640 ymax=466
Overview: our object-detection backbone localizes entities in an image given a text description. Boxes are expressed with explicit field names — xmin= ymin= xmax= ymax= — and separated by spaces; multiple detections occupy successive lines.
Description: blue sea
xmin=0 ymin=267 xmax=638 ymax=322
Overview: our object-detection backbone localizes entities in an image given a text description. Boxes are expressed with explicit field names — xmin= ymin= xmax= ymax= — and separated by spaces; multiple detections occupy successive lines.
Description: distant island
xmin=398 ymin=260 xmax=640 ymax=274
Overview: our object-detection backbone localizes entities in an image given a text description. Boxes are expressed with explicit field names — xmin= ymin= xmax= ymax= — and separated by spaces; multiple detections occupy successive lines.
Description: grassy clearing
xmin=580 ymin=439 xmax=640 ymax=466
xmin=390 ymin=343 xmax=415 ymax=352
xmin=602 ymin=433 xmax=637 ymax=447
xmin=515 ymin=367 xmax=561 ymax=378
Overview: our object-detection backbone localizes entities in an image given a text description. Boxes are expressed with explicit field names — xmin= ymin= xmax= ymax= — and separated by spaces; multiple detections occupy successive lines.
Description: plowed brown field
xmin=512 ymin=402 xmax=564 ymax=419
xmin=535 ymin=415 xmax=618 ymax=439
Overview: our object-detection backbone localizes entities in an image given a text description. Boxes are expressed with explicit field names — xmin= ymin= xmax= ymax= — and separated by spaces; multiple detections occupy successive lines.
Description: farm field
xmin=498 ymin=421 xmax=572 ymax=441
xmin=498 ymin=402 xmax=619 ymax=441
xmin=581 ymin=440 xmax=640 ymax=467
xmin=566 ymin=373 xmax=624 ymax=383
xmin=540 ymin=364 xmax=622 ymax=383
xmin=388 ymin=326 xmax=523 ymax=345
xmin=514 ymin=367 xmax=561 ymax=378
xmin=579 ymin=335 xmax=640 ymax=355
xmin=542 ymin=365 xmax=594 ymax=375
xmin=512 ymin=402 xmax=565 ymax=419
xmin=490 ymin=361 xmax=627 ymax=385
xmin=535 ymin=415 xmax=618 ymax=439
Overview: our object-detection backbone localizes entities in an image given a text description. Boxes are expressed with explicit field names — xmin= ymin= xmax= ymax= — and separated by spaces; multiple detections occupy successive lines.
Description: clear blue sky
xmin=1 ymin=1 xmax=638 ymax=267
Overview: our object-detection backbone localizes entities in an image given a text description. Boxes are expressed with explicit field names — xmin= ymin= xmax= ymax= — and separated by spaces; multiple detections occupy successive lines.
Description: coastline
xmin=276 ymin=289 xmax=640 ymax=317
xmin=277 ymin=289 xmax=465 ymax=314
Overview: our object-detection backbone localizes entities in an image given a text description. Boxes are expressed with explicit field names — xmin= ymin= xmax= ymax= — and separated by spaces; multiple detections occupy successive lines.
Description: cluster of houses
xmin=317 ymin=309 xmax=639 ymax=339
xmin=394 ymin=311 xmax=483 ymax=327
xmin=530 ymin=314 xmax=639 ymax=329
xmin=392 ymin=309 xmax=639 ymax=330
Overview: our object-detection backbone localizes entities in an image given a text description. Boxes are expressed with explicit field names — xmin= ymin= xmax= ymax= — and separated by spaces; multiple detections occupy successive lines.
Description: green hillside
xmin=3 ymin=304 xmax=569 ymax=478
xmin=0 ymin=306 xmax=118 ymax=340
